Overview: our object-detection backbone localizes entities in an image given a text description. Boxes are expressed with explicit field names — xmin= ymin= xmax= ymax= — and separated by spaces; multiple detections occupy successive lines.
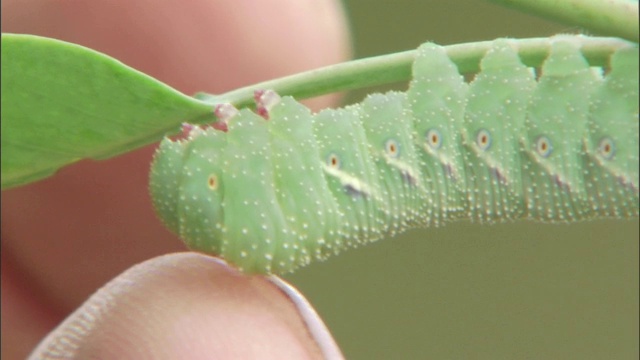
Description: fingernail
xmin=267 ymin=276 xmax=344 ymax=360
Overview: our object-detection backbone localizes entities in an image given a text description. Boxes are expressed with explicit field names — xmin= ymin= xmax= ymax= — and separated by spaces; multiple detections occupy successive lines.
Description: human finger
xmin=28 ymin=253 xmax=343 ymax=359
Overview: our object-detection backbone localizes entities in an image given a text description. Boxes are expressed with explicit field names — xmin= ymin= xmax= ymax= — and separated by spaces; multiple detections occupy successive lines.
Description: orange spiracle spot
xmin=208 ymin=174 xmax=218 ymax=190
xmin=328 ymin=153 xmax=341 ymax=169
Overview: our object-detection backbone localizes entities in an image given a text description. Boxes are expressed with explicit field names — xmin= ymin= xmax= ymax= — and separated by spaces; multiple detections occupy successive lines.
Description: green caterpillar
xmin=149 ymin=37 xmax=639 ymax=274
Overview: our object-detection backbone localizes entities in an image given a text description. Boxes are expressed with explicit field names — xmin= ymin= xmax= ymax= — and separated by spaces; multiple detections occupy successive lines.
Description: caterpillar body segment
xmin=460 ymin=40 xmax=536 ymax=223
xmin=221 ymin=110 xmax=295 ymax=273
xmin=313 ymin=105 xmax=387 ymax=247
xmin=266 ymin=97 xmax=343 ymax=271
xmin=522 ymin=41 xmax=601 ymax=222
xmin=177 ymin=128 xmax=227 ymax=252
xmin=149 ymin=138 xmax=187 ymax=235
xmin=584 ymin=47 xmax=639 ymax=218
xmin=149 ymin=37 xmax=639 ymax=274
xmin=359 ymin=92 xmax=430 ymax=233
xmin=408 ymin=42 xmax=470 ymax=224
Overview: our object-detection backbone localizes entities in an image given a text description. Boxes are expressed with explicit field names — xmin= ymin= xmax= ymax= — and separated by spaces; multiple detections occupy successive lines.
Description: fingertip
xmin=29 ymin=253 xmax=338 ymax=360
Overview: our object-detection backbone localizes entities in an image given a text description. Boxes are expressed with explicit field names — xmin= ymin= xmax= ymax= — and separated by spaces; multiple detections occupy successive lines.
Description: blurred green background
xmin=284 ymin=1 xmax=640 ymax=359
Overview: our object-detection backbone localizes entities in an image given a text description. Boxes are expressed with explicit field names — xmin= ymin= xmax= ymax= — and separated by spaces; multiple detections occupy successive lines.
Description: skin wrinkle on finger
xmin=29 ymin=253 xmax=329 ymax=360
xmin=1 ymin=0 xmax=350 ymax=358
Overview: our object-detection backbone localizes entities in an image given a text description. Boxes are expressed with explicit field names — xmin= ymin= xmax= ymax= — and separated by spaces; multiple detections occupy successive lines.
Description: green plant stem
xmin=488 ymin=0 xmax=639 ymax=43
xmin=195 ymin=36 xmax=634 ymax=111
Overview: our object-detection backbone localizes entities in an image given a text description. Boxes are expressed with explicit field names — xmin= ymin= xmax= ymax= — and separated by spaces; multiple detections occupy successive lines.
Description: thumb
xmin=29 ymin=253 xmax=342 ymax=360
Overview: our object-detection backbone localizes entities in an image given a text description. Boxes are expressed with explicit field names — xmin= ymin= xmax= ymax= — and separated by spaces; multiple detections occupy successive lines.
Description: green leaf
xmin=487 ymin=0 xmax=639 ymax=43
xmin=1 ymin=34 xmax=215 ymax=190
